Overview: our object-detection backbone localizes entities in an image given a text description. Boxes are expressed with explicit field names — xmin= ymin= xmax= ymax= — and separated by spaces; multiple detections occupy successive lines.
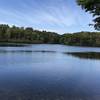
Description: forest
xmin=0 ymin=24 xmax=100 ymax=47
xmin=0 ymin=24 xmax=60 ymax=44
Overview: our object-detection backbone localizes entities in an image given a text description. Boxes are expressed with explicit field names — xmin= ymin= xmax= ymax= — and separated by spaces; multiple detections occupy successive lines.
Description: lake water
xmin=0 ymin=44 xmax=100 ymax=100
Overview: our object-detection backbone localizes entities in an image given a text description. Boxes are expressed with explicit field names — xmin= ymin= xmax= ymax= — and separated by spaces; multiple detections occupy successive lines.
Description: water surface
xmin=0 ymin=44 xmax=100 ymax=100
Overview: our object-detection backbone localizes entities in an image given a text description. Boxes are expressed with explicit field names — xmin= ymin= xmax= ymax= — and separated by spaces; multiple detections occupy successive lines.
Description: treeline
xmin=60 ymin=32 xmax=100 ymax=47
xmin=0 ymin=24 xmax=60 ymax=44
xmin=0 ymin=24 xmax=100 ymax=47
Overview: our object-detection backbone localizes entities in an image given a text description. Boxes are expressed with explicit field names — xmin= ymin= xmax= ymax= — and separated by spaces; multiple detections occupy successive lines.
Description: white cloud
xmin=0 ymin=0 xmax=96 ymax=33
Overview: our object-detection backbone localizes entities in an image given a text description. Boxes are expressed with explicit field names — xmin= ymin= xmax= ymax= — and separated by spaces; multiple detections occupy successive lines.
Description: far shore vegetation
xmin=0 ymin=24 xmax=100 ymax=47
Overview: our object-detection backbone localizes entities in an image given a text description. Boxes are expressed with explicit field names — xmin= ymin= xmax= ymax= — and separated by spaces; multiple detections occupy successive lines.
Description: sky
xmin=0 ymin=0 xmax=97 ymax=34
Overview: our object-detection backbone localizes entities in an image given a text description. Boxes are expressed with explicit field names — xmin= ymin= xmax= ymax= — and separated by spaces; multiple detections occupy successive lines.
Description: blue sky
xmin=0 ymin=0 xmax=97 ymax=34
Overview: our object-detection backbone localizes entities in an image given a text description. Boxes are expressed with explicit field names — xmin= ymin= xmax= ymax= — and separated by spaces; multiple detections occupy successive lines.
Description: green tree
xmin=0 ymin=24 xmax=9 ymax=41
xmin=77 ymin=0 xmax=100 ymax=30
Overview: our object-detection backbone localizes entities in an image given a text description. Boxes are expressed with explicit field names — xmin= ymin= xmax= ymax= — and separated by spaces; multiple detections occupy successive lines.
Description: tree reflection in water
xmin=66 ymin=52 xmax=100 ymax=60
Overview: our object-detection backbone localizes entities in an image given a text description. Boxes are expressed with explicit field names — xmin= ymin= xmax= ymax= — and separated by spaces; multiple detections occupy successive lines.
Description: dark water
xmin=0 ymin=44 xmax=100 ymax=100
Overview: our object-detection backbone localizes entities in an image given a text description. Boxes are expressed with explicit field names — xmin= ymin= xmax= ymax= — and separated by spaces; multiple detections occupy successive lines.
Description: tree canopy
xmin=0 ymin=24 xmax=100 ymax=47
xmin=0 ymin=24 xmax=60 ymax=44
xmin=77 ymin=0 xmax=100 ymax=30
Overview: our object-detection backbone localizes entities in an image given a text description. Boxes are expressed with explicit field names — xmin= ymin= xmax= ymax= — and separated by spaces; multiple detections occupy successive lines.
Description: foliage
xmin=0 ymin=24 xmax=60 ymax=44
xmin=1 ymin=24 xmax=100 ymax=47
xmin=60 ymin=32 xmax=100 ymax=47
xmin=77 ymin=0 xmax=100 ymax=30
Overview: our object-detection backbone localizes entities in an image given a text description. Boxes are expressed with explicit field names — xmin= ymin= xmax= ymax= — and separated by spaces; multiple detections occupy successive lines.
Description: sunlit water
xmin=0 ymin=44 xmax=100 ymax=100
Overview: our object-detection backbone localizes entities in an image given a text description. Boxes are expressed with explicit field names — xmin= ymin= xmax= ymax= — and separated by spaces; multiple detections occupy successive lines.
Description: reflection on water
xmin=0 ymin=44 xmax=100 ymax=100
xmin=0 ymin=43 xmax=29 ymax=47
xmin=66 ymin=52 xmax=100 ymax=60
xmin=0 ymin=50 xmax=56 ymax=53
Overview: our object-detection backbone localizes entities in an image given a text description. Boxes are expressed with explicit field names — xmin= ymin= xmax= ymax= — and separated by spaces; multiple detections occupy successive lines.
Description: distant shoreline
xmin=0 ymin=42 xmax=30 ymax=47
xmin=0 ymin=42 xmax=100 ymax=48
xmin=0 ymin=24 xmax=100 ymax=47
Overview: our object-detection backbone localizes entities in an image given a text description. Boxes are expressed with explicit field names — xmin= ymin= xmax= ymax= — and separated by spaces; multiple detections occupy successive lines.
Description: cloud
xmin=0 ymin=0 xmax=96 ymax=33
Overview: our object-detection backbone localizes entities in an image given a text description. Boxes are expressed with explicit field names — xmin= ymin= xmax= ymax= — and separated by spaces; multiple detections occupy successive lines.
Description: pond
xmin=0 ymin=44 xmax=100 ymax=100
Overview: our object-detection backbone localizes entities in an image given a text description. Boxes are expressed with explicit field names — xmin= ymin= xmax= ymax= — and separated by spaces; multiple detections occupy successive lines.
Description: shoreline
xmin=0 ymin=42 xmax=100 ymax=48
